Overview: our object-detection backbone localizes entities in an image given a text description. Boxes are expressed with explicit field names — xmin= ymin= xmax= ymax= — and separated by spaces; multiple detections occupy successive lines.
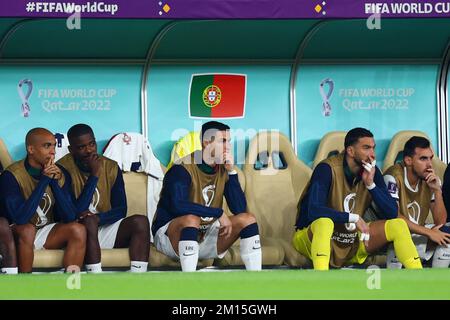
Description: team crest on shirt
xmin=36 ymin=192 xmax=52 ymax=227
xmin=89 ymin=188 xmax=100 ymax=213
xmin=407 ymin=201 xmax=421 ymax=224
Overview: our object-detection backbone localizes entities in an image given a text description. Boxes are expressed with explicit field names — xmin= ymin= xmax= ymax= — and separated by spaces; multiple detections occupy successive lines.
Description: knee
xmin=180 ymin=214 xmax=201 ymax=228
xmin=0 ymin=217 xmax=10 ymax=234
xmin=311 ymin=218 xmax=334 ymax=237
xmin=311 ymin=218 xmax=334 ymax=233
xmin=236 ymin=212 xmax=257 ymax=228
xmin=386 ymin=218 xmax=407 ymax=231
xmin=67 ymin=222 xmax=87 ymax=242
xmin=128 ymin=215 xmax=149 ymax=234
xmin=15 ymin=224 xmax=36 ymax=246
xmin=0 ymin=218 xmax=13 ymax=242
xmin=385 ymin=218 xmax=408 ymax=241
xmin=81 ymin=215 xmax=99 ymax=234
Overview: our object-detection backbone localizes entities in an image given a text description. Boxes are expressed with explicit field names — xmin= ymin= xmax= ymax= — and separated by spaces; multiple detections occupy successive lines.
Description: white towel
xmin=103 ymin=132 xmax=164 ymax=242
xmin=54 ymin=132 xmax=70 ymax=161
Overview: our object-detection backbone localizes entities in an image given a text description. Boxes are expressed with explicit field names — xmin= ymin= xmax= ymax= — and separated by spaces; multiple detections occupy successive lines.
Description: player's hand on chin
xmin=424 ymin=168 xmax=441 ymax=191
xmin=361 ymin=158 xmax=376 ymax=187
xmin=88 ymin=154 xmax=102 ymax=177
xmin=223 ymin=152 xmax=234 ymax=172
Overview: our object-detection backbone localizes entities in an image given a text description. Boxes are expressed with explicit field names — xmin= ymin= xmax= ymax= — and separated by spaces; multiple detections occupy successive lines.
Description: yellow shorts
xmin=292 ymin=226 xmax=369 ymax=266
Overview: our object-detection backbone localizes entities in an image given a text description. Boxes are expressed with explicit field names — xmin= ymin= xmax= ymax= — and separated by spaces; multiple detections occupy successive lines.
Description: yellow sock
xmin=385 ymin=218 xmax=422 ymax=269
xmin=310 ymin=218 xmax=334 ymax=270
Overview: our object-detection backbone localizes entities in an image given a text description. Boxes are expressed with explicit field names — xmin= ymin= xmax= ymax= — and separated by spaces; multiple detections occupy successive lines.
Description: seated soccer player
xmin=384 ymin=136 xmax=450 ymax=268
xmin=57 ymin=124 xmax=150 ymax=273
xmin=0 ymin=128 xmax=86 ymax=273
xmin=293 ymin=128 xmax=422 ymax=270
xmin=152 ymin=121 xmax=261 ymax=272
xmin=0 ymin=217 xmax=18 ymax=274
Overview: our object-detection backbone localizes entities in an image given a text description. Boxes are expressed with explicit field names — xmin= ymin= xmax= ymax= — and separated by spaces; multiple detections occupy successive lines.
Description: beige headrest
xmin=245 ymin=131 xmax=298 ymax=168
xmin=244 ymin=130 xmax=311 ymax=200
xmin=0 ymin=138 xmax=13 ymax=169
xmin=382 ymin=130 xmax=447 ymax=180
xmin=383 ymin=131 xmax=431 ymax=171
xmin=312 ymin=131 xmax=347 ymax=168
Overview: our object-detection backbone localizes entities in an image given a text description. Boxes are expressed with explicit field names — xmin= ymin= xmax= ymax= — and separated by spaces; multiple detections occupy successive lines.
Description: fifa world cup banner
xmin=2 ymin=0 xmax=450 ymax=19
xmin=189 ymin=73 xmax=246 ymax=119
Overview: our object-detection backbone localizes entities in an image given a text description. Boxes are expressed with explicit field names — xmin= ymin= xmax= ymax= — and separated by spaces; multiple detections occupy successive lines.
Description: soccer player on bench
xmin=293 ymin=128 xmax=422 ymax=270
xmin=152 ymin=121 xmax=261 ymax=272
xmin=384 ymin=136 xmax=450 ymax=268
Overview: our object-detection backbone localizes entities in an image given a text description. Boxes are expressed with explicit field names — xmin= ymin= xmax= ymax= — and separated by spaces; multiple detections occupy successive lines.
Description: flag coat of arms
xmin=189 ymin=73 xmax=246 ymax=118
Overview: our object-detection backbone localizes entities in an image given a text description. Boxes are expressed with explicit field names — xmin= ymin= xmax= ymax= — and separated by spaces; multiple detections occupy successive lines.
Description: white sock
xmin=240 ymin=235 xmax=262 ymax=271
xmin=432 ymin=245 xmax=450 ymax=268
xmin=178 ymin=240 xmax=199 ymax=272
xmin=386 ymin=244 xmax=403 ymax=269
xmin=130 ymin=261 xmax=148 ymax=273
xmin=1 ymin=267 xmax=18 ymax=274
xmin=85 ymin=262 xmax=102 ymax=273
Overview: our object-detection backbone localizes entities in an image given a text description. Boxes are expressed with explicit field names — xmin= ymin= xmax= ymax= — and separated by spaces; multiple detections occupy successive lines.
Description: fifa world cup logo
xmin=407 ymin=201 xmax=421 ymax=225
xmin=201 ymin=185 xmax=216 ymax=225
xmin=319 ymin=78 xmax=334 ymax=117
xmin=89 ymin=188 xmax=100 ymax=213
xmin=343 ymin=193 xmax=357 ymax=231
xmin=36 ymin=193 xmax=52 ymax=227
xmin=18 ymin=79 xmax=33 ymax=117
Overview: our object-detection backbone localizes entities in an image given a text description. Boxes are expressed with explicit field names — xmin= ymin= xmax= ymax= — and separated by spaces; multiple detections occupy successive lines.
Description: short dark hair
xmin=344 ymin=127 xmax=374 ymax=149
xmin=67 ymin=124 xmax=94 ymax=145
xmin=25 ymin=127 xmax=51 ymax=147
xmin=201 ymin=121 xmax=230 ymax=142
xmin=403 ymin=136 xmax=430 ymax=159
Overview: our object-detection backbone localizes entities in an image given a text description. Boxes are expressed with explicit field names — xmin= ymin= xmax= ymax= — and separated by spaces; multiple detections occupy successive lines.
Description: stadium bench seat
xmin=243 ymin=131 xmax=312 ymax=267
xmin=312 ymin=131 xmax=347 ymax=169
xmin=214 ymin=166 xmax=285 ymax=267
xmin=33 ymin=166 xmax=214 ymax=270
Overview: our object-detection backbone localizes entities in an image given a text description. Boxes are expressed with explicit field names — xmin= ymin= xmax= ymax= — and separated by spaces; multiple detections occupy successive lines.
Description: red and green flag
xmin=189 ymin=73 xmax=246 ymax=118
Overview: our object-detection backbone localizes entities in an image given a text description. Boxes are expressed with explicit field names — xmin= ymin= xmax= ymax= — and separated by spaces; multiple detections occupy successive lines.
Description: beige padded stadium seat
xmin=312 ymin=131 xmax=347 ymax=169
xmin=32 ymin=164 xmax=214 ymax=269
xmin=0 ymin=138 xmax=13 ymax=170
xmin=382 ymin=130 xmax=447 ymax=180
xmin=382 ymin=130 xmax=447 ymax=226
xmin=214 ymin=166 xmax=284 ymax=267
xmin=243 ymin=131 xmax=312 ymax=267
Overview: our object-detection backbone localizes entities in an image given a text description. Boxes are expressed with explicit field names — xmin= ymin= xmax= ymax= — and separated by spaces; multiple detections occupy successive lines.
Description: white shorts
xmin=98 ymin=218 xmax=124 ymax=249
xmin=154 ymin=219 xmax=228 ymax=260
xmin=34 ymin=223 xmax=57 ymax=250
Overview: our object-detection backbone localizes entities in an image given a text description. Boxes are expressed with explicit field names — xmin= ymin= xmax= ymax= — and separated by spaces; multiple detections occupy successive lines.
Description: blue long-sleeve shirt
xmin=295 ymin=161 xmax=398 ymax=229
xmin=0 ymin=162 xmax=78 ymax=225
xmin=152 ymin=165 xmax=247 ymax=235
xmin=59 ymin=165 xmax=127 ymax=226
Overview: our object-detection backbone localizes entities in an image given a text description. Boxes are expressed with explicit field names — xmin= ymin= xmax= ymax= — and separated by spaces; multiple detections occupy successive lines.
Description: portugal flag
xmin=189 ymin=74 xmax=246 ymax=118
